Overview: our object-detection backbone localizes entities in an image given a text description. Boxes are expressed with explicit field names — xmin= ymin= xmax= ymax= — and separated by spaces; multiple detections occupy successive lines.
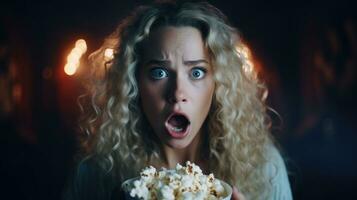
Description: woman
xmin=64 ymin=1 xmax=292 ymax=199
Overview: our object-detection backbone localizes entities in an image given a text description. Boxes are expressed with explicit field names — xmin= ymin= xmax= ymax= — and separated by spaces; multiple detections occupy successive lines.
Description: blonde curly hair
xmin=79 ymin=1 xmax=273 ymax=198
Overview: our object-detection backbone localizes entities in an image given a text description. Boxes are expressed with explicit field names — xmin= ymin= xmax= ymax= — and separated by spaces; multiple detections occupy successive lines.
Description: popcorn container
xmin=121 ymin=176 xmax=233 ymax=200
xmin=121 ymin=177 xmax=139 ymax=200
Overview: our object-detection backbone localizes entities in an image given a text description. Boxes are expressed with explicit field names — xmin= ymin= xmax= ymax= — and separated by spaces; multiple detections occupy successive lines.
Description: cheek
xmin=202 ymin=88 xmax=214 ymax=111
xmin=140 ymin=86 xmax=157 ymax=125
xmin=140 ymin=86 xmax=155 ymax=106
xmin=197 ymin=81 xmax=215 ymax=105
xmin=192 ymin=82 xmax=215 ymax=122
xmin=203 ymin=83 xmax=215 ymax=116
xmin=139 ymin=82 xmax=165 ymax=112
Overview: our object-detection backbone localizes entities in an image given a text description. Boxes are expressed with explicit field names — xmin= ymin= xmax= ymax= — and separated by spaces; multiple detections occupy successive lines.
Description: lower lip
xmin=165 ymin=124 xmax=190 ymax=139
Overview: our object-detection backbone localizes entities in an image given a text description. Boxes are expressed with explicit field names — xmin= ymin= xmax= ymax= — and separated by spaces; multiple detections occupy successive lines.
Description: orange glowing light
xmin=67 ymin=53 xmax=80 ymax=63
xmin=104 ymin=48 xmax=114 ymax=61
xmin=75 ymin=39 xmax=87 ymax=52
xmin=64 ymin=39 xmax=87 ymax=76
xmin=64 ymin=63 xmax=78 ymax=76
xmin=236 ymin=43 xmax=256 ymax=78
xmin=72 ymin=47 xmax=83 ymax=55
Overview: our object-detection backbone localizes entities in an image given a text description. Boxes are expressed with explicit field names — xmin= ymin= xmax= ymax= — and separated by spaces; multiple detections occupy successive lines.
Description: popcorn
xmin=129 ymin=161 xmax=226 ymax=200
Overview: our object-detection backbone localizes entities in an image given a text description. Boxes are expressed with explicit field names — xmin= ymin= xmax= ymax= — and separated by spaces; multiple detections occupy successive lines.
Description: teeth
xmin=170 ymin=126 xmax=183 ymax=132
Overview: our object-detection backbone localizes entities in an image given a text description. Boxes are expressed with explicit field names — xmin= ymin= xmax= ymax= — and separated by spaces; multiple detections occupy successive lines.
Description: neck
xmin=162 ymin=131 xmax=204 ymax=169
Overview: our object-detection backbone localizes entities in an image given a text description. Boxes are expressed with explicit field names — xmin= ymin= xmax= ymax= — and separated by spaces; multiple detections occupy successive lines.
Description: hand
xmin=231 ymin=186 xmax=246 ymax=200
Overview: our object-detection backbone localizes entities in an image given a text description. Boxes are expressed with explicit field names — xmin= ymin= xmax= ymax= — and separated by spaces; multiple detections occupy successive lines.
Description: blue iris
xmin=190 ymin=68 xmax=206 ymax=80
xmin=150 ymin=68 xmax=168 ymax=80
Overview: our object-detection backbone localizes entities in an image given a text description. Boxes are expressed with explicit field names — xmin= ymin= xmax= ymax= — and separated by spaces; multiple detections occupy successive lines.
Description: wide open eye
xmin=190 ymin=67 xmax=206 ymax=80
xmin=150 ymin=68 xmax=168 ymax=80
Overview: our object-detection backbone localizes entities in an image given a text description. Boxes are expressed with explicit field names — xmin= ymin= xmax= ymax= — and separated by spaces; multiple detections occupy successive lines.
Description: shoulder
xmin=62 ymin=157 xmax=116 ymax=200
xmin=263 ymin=143 xmax=293 ymax=200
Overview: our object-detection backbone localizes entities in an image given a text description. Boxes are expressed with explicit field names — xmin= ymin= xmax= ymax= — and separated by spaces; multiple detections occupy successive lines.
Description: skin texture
xmin=232 ymin=187 xmax=246 ymax=200
xmin=138 ymin=26 xmax=215 ymax=168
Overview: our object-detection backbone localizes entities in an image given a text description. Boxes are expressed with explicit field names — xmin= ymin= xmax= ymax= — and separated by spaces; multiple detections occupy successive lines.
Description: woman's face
xmin=138 ymin=26 xmax=215 ymax=149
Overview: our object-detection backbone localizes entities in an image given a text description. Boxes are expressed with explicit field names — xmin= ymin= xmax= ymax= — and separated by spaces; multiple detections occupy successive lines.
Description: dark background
xmin=1 ymin=0 xmax=356 ymax=199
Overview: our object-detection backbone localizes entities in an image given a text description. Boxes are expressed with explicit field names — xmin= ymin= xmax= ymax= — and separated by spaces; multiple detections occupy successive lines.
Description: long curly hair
xmin=79 ymin=1 xmax=273 ymax=198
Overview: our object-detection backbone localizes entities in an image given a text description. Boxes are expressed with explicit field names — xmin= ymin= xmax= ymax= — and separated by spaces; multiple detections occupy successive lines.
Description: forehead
xmin=141 ymin=26 xmax=208 ymax=61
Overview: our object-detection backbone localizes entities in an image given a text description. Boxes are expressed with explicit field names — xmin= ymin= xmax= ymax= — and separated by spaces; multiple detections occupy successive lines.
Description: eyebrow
xmin=144 ymin=60 xmax=169 ymax=67
xmin=144 ymin=59 xmax=208 ymax=66
xmin=183 ymin=59 xmax=209 ymax=66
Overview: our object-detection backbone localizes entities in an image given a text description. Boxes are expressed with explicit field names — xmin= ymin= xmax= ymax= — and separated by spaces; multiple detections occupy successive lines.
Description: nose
xmin=167 ymin=73 xmax=187 ymax=104
xmin=168 ymin=91 xmax=187 ymax=104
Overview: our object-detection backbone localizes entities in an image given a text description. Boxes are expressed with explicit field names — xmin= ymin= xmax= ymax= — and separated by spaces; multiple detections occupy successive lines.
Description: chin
xmin=166 ymin=139 xmax=192 ymax=149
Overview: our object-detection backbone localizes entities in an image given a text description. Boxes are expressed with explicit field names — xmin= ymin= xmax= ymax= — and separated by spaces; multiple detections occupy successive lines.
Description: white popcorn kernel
xmin=213 ymin=179 xmax=225 ymax=194
xmin=158 ymin=185 xmax=175 ymax=200
xmin=179 ymin=192 xmax=194 ymax=200
xmin=192 ymin=164 xmax=202 ymax=175
xmin=130 ymin=180 xmax=149 ymax=199
xmin=128 ymin=162 xmax=226 ymax=200
xmin=181 ymin=175 xmax=194 ymax=188
xmin=176 ymin=163 xmax=183 ymax=170
xmin=207 ymin=194 xmax=219 ymax=200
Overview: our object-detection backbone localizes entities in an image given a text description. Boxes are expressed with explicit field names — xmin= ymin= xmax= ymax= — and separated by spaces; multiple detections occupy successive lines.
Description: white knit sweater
xmin=263 ymin=144 xmax=293 ymax=200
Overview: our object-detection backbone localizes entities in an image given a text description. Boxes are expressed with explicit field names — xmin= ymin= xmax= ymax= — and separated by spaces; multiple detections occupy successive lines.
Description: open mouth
xmin=165 ymin=113 xmax=190 ymax=137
